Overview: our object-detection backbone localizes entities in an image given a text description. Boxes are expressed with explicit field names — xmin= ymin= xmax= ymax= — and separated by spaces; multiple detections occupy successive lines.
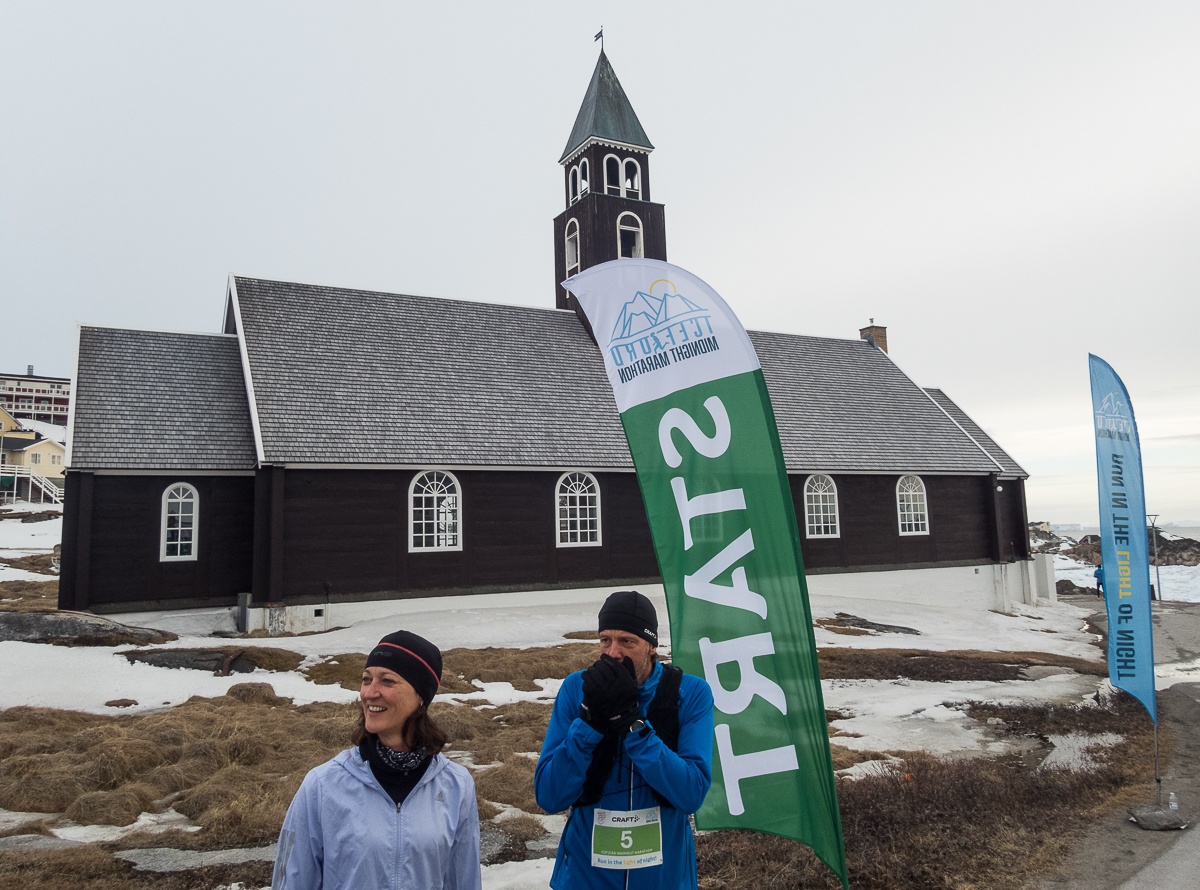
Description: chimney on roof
xmin=859 ymin=319 xmax=887 ymax=353
xmin=27 ymin=365 xmax=34 ymax=376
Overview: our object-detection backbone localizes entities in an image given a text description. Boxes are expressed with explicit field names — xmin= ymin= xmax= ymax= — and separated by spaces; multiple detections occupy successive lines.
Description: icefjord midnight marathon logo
xmin=1095 ymin=392 xmax=1134 ymax=441
xmin=607 ymin=279 xmax=720 ymax=384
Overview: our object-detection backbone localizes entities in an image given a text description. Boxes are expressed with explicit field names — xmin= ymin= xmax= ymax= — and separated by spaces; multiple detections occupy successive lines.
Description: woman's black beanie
xmin=364 ymin=630 xmax=443 ymax=705
xmin=598 ymin=590 xmax=658 ymax=645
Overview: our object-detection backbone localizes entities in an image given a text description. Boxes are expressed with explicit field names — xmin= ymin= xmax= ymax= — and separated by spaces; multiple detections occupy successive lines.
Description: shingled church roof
xmin=70 ymin=327 xmax=256 ymax=470
xmin=69 ymin=277 xmax=1026 ymax=478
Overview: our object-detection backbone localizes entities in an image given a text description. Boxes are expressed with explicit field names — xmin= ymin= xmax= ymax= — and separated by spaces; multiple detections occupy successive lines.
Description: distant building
xmin=0 ymin=405 xmax=65 ymax=505
xmin=1 ymin=367 xmax=70 ymax=426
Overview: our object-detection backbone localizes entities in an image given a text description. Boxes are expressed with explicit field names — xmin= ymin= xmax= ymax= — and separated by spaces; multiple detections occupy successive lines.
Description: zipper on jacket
xmin=625 ymin=737 xmax=633 ymax=890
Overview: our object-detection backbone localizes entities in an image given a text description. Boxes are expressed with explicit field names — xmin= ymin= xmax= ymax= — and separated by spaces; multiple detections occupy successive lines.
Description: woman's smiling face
xmin=361 ymin=666 xmax=423 ymax=750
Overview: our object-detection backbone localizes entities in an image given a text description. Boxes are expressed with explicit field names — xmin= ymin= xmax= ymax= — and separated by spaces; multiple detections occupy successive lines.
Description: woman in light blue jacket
xmin=273 ymin=630 xmax=482 ymax=890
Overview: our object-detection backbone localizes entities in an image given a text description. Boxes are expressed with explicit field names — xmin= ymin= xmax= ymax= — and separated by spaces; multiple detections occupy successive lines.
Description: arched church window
xmin=569 ymin=166 xmax=580 ymax=204
xmin=804 ymin=474 xmax=840 ymax=538
xmin=556 ymin=472 xmax=601 ymax=547
xmin=617 ymin=212 xmax=643 ymax=259
xmin=565 ymin=219 xmax=580 ymax=278
xmin=896 ymin=475 xmax=929 ymax=535
xmin=410 ymin=470 xmax=462 ymax=551
xmin=161 ymin=482 xmax=198 ymax=561
xmin=623 ymin=158 xmax=641 ymax=200
xmin=578 ymin=158 xmax=590 ymax=196
xmin=605 ymin=155 xmax=621 ymax=196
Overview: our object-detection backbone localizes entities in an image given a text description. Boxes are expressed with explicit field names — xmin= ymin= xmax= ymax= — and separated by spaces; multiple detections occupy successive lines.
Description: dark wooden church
xmin=59 ymin=52 xmax=1037 ymax=625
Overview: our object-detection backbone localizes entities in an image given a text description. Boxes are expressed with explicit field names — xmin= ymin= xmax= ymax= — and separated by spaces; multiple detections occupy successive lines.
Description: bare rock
xmin=1127 ymin=805 xmax=1188 ymax=830
xmin=833 ymin=613 xmax=920 ymax=635
xmin=124 ymin=648 xmax=256 ymax=674
xmin=0 ymin=610 xmax=177 ymax=646
xmin=115 ymin=844 xmax=276 ymax=872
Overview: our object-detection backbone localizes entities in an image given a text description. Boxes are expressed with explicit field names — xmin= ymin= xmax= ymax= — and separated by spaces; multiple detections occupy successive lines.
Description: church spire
xmin=559 ymin=51 xmax=653 ymax=165
xmin=553 ymin=50 xmax=667 ymax=316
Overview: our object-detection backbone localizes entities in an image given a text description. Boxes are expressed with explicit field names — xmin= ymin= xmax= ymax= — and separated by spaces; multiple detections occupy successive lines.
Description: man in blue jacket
xmin=535 ymin=591 xmax=714 ymax=890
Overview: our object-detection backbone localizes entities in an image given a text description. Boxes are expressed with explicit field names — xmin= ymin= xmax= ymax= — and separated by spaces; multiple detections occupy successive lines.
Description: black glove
xmin=580 ymin=653 xmax=639 ymax=733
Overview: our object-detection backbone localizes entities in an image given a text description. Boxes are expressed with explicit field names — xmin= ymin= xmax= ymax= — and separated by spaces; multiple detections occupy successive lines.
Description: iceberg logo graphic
xmin=609 ymin=283 xmax=705 ymax=345
xmin=1096 ymin=392 xmax=1134 ymax=440
xmin=606 ymin=279 xmax=720 ymax=378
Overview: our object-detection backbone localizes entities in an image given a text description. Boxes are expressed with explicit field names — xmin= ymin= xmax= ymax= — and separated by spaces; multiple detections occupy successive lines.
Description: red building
xmin=1 ymin=367 xmax=70 ymax=426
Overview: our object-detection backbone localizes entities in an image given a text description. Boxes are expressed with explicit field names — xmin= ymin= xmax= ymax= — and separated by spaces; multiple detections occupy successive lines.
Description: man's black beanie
xmin=598 ymin=590 xmax=658 ymax=645
xmin=364 ymin=630 xmax=443 ymax=706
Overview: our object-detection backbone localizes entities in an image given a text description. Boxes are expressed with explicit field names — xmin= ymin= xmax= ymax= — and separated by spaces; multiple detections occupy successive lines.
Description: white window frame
xmin=569 ymin=166 xmax=580 ymax=204
xmin=622 ymin=158 xmax=642 ymax=199
xmin=896 ymin=475 xmax=929 ymax=536
xmin=556 ymin=471 xmax=602 ymax=548
xmin=160 ymin=482 xmax=199 ymax=561
xmin=51 ymin=453 xmax=63 ymax=465
xmin=803 ymin=474 xmax=840 ymax=538
xmin=409 ymin=470 xmax=463 ymax=552
xmin=617 ymin=211 xmax=643 ymax=259
xmin=604 ymin=154 xmax=622 ymax=195
xmin=565 ymin=218 xmax=580 ymax=278
xmin=29 ymin=452 xmax=41 ymax=465
xmin=578 ymin=158 xmax=590 ymax=196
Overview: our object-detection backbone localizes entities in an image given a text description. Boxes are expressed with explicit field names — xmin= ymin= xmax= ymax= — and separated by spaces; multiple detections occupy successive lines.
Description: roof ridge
xmin=883 ymin=360 xmax=1007 ymax=475
xmin=923 ymin=386 xmax=1029 ymax=478
xmin=78 ymin=323 xmax=236 ymax=340
xmin=233 ymin=276 xmax=584 ymax=319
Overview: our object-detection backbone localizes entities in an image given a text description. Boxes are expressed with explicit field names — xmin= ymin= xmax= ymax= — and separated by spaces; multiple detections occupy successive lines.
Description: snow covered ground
xmin=4 ymin=502 xmax=1200 ymax=889
xmin=0 ymin=507 xmax=61 ymax=583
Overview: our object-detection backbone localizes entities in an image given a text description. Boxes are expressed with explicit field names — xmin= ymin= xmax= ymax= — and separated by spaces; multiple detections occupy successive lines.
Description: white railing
xmin=0 ymin=466 xmax=64 ymax=506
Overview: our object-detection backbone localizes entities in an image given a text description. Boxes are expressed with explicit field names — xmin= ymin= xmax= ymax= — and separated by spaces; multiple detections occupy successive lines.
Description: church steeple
xmin=559 ymin=51 xmax=654 ymax=164
xmin=553 ymin=51 xmax=667 ymax=311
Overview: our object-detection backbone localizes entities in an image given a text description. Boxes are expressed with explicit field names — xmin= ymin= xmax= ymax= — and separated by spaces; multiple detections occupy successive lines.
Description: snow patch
xmin=50 ymin=807 xmax=199 ymax=843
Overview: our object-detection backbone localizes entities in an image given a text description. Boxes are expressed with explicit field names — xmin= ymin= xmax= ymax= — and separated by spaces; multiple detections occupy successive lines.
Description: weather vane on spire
xmin=595 ymin=26 xmax=603 ymax=53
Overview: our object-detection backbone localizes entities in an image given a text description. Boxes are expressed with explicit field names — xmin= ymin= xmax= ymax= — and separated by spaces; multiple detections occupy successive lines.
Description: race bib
xmin=591 ymin=806 xmax=663 ymax=869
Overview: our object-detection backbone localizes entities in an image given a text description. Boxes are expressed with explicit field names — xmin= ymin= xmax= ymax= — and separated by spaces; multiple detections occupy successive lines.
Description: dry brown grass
xmin=828 ymin=745 xmax=887 ymax=771
xmin=302 ymin=652 xmax=367 ymax=689
xmin=697 ymin=690 xmax=1161 ymax=890
xmin=817 ymin=647 xmax=1106 ymax=681
xmin=303 ymin=642 xmax=601 ymax=694
xmin=441 ymin=644 xmax=599 ymax=693
xmin=0 ymin=640 xmax=1160 ymax=890
xmin=0 ymin=684 xmax=356 ymax=845
xmin=494 ymin=812 xmax=546 ymax=842
xmin=0 ymin=552 xmax=58 ymax=576
xmin=0 ymin=579 xmax=59 ymax=612
xmin=435 ymin=700 xmax=552 ymax=767
xmin=473 ymin=755 xmax=543 ymax=814
xmin=0 ymin=846 xmax=274 ymax=890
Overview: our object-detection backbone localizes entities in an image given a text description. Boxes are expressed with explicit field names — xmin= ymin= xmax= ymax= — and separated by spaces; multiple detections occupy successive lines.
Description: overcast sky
xmin=3 ymin=2 xmax=1197 ymax=525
